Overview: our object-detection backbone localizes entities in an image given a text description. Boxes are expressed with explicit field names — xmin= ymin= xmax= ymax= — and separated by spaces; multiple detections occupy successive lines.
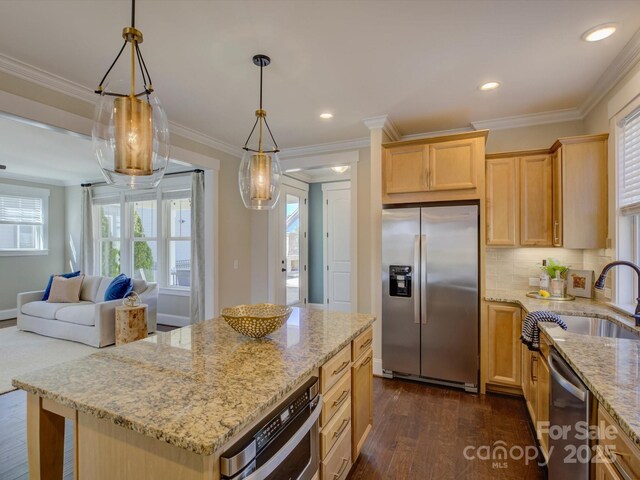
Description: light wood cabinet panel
xmin=321 ymin=400 xmax=351 ymax=459
xmin=351 ymin=347 xmax=373 ymax=459
xmin=486 ymin=304 xmax=522 ymax=386
xmin=321 ymin=425 xmax=351 ymax=480
xmin=552 ymin=150 xmax=563 ymax=247
xmin=537 ymin=354 xmax=550 ymax=459
xmin=598 ymin=405 xmax=640 ymax=480
xmin=428 ymin=138 xmax=478 ymax=191
xmin=520 ymin=155 xmax=552 ymax=246
xmin=595 ymin=447 xmax=623 ymax=480
xmin=320 ymin=345 xmax=351 ymax=393
xmin=384 ymin=144 xmax=428 ymax=194
xmin=352 ymin=327 xmax=373 ymax=362
xmin=486 ymin=158 xmax=518 ymax=246
xmin=321 ymin=372 xmax=351 ymax=428
xmin=523 ymin=347 xmax=539 ymax=425
xmin=554 ymin=135 xmax=608 ymax=248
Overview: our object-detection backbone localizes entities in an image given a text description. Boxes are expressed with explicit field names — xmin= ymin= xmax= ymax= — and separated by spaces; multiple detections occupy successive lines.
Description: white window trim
xmin=0 ymin=184 xmax=49 ymax=256
xmin=612 ymin=94 xmax=640 ymax=311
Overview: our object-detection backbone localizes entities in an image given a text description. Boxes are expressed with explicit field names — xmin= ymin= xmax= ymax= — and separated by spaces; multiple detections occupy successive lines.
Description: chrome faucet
xmin=595 ymin=261 xmax=640 ymax=327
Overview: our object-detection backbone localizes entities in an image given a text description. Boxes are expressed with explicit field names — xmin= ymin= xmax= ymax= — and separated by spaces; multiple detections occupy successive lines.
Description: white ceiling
xmin=0 ymin=1 xmax=639 ymax=150
xmin=286 ymin=166 xmax=350 ymax=184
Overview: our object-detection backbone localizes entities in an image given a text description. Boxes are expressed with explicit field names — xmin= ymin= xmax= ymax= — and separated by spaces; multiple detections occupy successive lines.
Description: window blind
xmin=620 ymin=107 xmax=640 ymax=215
xmin=0 ymin=195 xmax=43 ymax=225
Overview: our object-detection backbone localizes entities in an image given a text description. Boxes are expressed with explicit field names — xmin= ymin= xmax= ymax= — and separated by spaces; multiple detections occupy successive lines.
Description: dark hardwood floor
xmin=347 ymin=377 xmax=546 ymax=480
xmin=1 ymin=376 xmax=545 ymax=480
xmin=0 ymin=318 xmax=17 ymax=329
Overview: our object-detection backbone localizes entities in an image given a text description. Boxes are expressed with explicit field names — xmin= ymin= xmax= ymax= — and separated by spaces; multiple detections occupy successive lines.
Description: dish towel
xmin=521 ymin=311 xmax=567 ymax=351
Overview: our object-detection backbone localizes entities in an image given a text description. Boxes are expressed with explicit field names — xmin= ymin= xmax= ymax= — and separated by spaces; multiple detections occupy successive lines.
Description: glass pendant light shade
xmin=239 ymin=148 xmax=282 ymax=210
xmin=93 ymin=81 xmax=170 ymax=189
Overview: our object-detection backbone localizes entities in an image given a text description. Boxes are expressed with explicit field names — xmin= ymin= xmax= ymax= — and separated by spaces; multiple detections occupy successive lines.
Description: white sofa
xmin=17 ymin=275 xmax=158 ymax=347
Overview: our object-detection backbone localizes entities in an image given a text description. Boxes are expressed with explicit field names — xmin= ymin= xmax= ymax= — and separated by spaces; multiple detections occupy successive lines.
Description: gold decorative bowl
xmin=221 ymin=304 xmax=293 ymax=338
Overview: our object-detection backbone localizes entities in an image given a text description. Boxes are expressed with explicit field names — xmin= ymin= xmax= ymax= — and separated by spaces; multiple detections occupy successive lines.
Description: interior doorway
xmin=323 ymin=182 xmax=352 ymax=311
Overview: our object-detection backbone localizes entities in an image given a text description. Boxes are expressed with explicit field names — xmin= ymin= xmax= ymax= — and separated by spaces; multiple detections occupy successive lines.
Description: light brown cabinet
xmin=486 ymin=303 xmax=522 ymax=388
xmin=384 ymin=144 xmax=428 ymax=194
xmin=520 ymin=155 xmax=553 ymax=246
xmin=522 ymin=332 xmax=551 ymax=461
xmin=523 ymin=346 xmax=539 ymax=425
xmin=486 ymin=157 xmax=518 ymax=246
xmin=382 ymin=130 xmax=487 ymax=204
xmin=485 ymin=133 xmax=608 ymax=248
xmin=351 ymin=342 xmax=373 ymax=458
xmin=551 ymin=134 xmax=609 ymax=248
xmin=597 ymin=405 xmax=640 ymax=480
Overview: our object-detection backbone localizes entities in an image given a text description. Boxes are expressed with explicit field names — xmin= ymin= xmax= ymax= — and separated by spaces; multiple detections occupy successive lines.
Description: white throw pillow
xmin=48 ymin=275 xmax=85 ymax=303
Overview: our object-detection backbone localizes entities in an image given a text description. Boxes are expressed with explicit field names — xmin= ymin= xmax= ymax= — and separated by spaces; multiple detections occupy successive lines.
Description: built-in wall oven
xmin=220 ymin=377 xmax=322 ymax=480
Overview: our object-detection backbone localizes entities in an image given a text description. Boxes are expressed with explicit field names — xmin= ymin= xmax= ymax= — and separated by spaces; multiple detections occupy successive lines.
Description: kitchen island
xmin=12 ymin=307 xmax=375 ymax=480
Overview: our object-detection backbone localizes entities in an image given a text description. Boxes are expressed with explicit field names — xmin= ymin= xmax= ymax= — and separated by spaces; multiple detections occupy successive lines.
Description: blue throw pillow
xmin=104 ymin=273 xmax=133 ymax=301
xmin=42 ymin=271 xmax=81 ymax=301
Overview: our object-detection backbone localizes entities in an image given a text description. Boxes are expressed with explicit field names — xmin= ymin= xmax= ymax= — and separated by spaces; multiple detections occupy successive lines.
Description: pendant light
xmin=92 ymin=0 xmax=170 ymax=189
xmin=239 ymin=54 xmax=282 ymax=210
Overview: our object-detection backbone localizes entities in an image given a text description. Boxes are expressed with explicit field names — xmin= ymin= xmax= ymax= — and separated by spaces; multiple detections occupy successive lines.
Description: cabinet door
xmin=537 ymin=355 xmax=550 ymax=458
xmin=594 ymin=448 xmax=623 ymax=480
xmin=428 ymin=138 xmax=478 ymax=191
xmin=384 ymin=145 xmax=429 ymax=194
xmin=487 ymin=304 xmax=522 ymax=386
xmin=552 ymin=150 xmax=563 ymax=246
xmin=520 ymin=155 xmax=553 ymax=246
xmin=351 ymin=347 xmax=373 ymax=459
xmin=526 ymin=351 xmax=539 ymax=425
xmin=486 ymin=158 xmax=518 ymax=246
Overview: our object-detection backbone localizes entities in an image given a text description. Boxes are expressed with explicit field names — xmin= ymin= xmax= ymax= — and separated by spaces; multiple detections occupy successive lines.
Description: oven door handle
xmin=245 ymin=395 xmax=323 ymax=480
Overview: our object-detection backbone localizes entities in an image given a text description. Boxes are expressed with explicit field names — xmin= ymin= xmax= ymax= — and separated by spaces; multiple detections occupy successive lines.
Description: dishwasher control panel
xmin=389 ymin=265 xmax=412 ymax=297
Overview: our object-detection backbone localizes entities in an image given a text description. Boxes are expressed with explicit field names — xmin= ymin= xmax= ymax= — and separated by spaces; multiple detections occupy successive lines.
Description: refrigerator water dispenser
xmin=389 ymin=265 xmax=412 ymax=297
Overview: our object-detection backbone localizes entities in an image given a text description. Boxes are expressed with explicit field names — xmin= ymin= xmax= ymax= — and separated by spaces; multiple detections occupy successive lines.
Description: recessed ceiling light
xmin=320 ymin=113 xmax=334 ymax=119
xmin=479 ymin=81 xmax=500 ymax=91
xmin=331 ymin=166 xmax=349 ymax=174
xmin=582 ymin=23 xmax=617 ymax=42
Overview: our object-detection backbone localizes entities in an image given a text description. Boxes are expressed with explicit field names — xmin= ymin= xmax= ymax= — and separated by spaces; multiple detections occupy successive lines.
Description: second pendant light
xmin=239 ymin=54 xmax=282 ymax=210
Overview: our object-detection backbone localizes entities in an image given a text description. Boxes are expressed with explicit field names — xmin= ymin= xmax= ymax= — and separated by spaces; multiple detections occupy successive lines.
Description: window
xmin=616 ymin=104 xmax=640 ymax=309
xmin=93 ymin=183 xmax=191 ymax=290
xmin=0 ymin=185 xmax=49 ymax=255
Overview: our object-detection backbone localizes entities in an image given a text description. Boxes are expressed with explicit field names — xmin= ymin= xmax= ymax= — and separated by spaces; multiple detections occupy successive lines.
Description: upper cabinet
xmin=551 ymin=134 xmax=608 ymax=249
xmin=485 ymin=133 xmax=608 ymax=249
xmin=382 ymin=130 xmax=487 ymax=204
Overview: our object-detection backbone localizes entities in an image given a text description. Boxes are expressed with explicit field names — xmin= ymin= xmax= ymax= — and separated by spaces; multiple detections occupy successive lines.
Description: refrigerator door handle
xmin=413 ymin=235 xmax=420 ymax=324
xmin=420 ymin=234 xmax=427 ymax=325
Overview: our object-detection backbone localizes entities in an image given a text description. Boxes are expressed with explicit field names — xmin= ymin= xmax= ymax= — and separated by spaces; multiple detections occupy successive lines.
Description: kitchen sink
xmin=554 ymin=315 xmax=640 ymax=340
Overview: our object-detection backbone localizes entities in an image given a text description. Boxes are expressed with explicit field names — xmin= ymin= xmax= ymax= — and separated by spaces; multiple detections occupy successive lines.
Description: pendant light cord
xmin=131 ymin=0 xmax=135 ymax=28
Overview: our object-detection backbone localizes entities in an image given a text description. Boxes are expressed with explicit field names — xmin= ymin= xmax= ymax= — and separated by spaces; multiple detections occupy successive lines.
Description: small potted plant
xmin=542 ymin=258 xmax=569 ymax=297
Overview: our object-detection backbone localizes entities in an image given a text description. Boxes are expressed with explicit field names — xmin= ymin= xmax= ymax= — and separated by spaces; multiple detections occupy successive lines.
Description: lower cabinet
xmin=522 ymin=333 xmax=551 ymax=461
xmin=351 ymin=347 xmax=373 ymax=459
xmin=597 ymin=405 xmax=640 ymax=480
xmin=319 ymin=327 xmax=373 ymax=480
xmin=486 ymin=303 xmax=522 ymax=389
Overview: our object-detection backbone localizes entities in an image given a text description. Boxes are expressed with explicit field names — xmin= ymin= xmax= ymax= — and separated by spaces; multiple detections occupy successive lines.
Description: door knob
xmin=281 ymin=268 xmax=287 ymax=272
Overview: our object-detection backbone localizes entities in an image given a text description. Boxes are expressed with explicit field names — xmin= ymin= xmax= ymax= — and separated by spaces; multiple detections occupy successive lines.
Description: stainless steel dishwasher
xmin=548 ymin=348 xmax=591 ymax=480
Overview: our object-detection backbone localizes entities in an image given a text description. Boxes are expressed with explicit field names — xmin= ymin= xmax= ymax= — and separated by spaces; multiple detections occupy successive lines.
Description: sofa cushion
xmin=42 ymin=270 xmax=81 ymax=301
xmin=96 ymin=277 xmax=113 ymax=303
xmin=48 ymin=275 xmax=84 ymax=303
xmin=21 ymin=301 xmax=90 ymax=320
xmin=80 ymin=275 xmax=102 ymax=302
xmin=132 ymin=278 xmax=148 ymax=294
xmin=104 ymin=273 xmax=132 ymax=301
xmin=55 ymin=304 xmax=96 ymax=326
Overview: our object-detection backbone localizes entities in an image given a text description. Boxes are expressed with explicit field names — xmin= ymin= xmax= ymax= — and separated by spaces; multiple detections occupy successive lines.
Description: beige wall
xmin=0 ymin=178 xmax=65 ymax=313
xmin=485 ymin=120 xmax=585 ymax=153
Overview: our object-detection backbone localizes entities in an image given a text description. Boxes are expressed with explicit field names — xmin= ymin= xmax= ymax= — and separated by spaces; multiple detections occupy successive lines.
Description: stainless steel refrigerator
xmin=382 ymin=204 xmax=479 ymax=392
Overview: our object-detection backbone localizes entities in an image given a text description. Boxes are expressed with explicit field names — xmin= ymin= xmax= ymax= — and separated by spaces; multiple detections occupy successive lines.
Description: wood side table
xmin=115 ymin=304 xmax=148 ymax=345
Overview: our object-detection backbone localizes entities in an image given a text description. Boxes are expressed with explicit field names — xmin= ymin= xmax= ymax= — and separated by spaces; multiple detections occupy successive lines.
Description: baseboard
xmin=373 ymin=358 xmax=383 ymax=377
xmin=158 ymin=313 xmax=190 ymax=327
xmin=0 ymin=308 xmax=17 ymax=321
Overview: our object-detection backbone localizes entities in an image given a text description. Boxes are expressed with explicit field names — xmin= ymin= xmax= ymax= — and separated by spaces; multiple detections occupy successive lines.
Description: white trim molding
xmin=157 ymin=313 xmax=190 ymax=327
xmin=362 ymin=115 xmax=401 ymax=141
xmin=471 ymin=108 xmax=583 ymax=131
xmin=278 ymin=137 xmax=369 ymax=159
xmin=0 ymin=308 xmax=17 ymax=321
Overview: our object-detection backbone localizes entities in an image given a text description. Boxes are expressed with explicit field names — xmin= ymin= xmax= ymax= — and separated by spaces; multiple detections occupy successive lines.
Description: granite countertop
xmin=485 ymin=289 xmax=640 ymax=449
xmin=12 ymin=307 xmax=375 ymax=456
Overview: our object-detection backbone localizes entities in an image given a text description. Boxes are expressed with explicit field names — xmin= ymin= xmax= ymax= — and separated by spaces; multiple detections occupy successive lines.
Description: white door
xmin=324 ymin=185 xmax=351 ymax=311
xmin=277 ymin=184 xmax=308 ymax=306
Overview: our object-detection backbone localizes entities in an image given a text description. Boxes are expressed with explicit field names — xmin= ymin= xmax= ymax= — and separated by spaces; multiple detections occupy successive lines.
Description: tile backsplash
xmin=485 ymin=247 xmax=613 ymax=300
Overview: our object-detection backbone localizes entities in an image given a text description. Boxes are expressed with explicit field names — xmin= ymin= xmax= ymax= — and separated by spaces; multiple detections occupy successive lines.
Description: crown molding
xmin=0 ymin=170 xmax=68 ymax=187
xmin=0 ymin=53 xmax=243 ymax=158
xmin=470 ymin=108 xmax=583 ymax=131
xmin=362 ymin=114 xmax=401 ymax=141
xmin=278 ymin=137 xmax=369 ymax=159
xmin=579 ymin=26 xmax=640 ymax=117
xmin=400 ymin=126 xmax=475 ymax=141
